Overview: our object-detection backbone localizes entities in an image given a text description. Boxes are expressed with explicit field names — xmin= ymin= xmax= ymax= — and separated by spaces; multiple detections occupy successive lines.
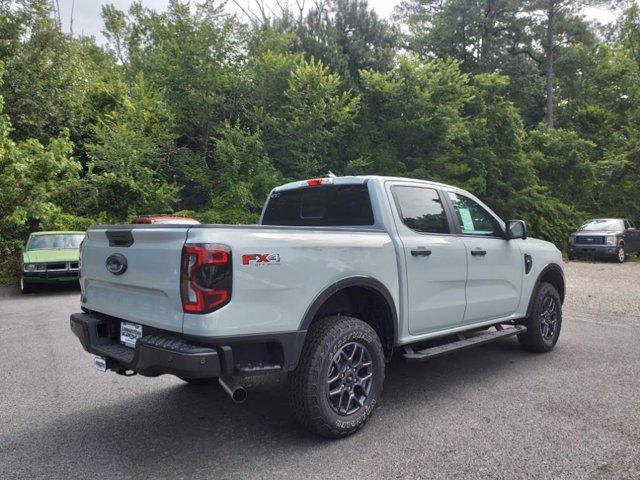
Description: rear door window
xmin=391 ymin=186 xmax=450 ymax=234
xmin=262 ymin=185 xmax=374 ymax=226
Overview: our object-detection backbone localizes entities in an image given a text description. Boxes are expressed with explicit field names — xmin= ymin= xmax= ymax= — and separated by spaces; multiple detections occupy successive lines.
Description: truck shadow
xmin=4 ymin=339 xmax=547 ymax=477
xmin=1 ymin=283 xmax=80 ymax=298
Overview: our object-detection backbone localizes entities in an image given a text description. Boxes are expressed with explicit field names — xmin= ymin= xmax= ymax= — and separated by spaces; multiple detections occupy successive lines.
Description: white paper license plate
xmin=120 ymin=321 xmax=143 ymax=348
xmin=93 ymin=355 xmax=107 ymax=372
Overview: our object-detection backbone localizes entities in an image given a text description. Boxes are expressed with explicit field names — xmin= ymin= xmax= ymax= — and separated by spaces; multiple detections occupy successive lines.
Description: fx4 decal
xmin=242 ymin=253 xmax=281 ymax=266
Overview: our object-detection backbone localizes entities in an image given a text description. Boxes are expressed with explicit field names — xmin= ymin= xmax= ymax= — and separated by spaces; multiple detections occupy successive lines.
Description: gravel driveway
xmin=0 ymin=260 xmax=639 ymax=479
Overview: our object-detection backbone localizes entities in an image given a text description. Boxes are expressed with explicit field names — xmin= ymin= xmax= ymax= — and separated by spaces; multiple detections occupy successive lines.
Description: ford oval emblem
xmin=105 ymin=253 xmax=128 ymax=275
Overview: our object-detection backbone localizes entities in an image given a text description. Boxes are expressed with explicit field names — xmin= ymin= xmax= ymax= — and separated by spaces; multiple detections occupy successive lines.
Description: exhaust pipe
xmin=218 ymin=376 xmax=247 ymax=403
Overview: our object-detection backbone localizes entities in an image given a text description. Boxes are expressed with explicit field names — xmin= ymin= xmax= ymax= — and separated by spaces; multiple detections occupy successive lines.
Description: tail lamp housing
xmin=181 ymin=243 xmax=232 ymax=314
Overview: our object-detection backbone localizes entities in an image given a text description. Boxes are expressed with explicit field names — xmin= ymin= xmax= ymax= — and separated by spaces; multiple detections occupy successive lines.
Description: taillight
xmin=306 ymin=177 xmax=334 ymax=187
xmin=180 ymin=243 xmax=232 ymax=314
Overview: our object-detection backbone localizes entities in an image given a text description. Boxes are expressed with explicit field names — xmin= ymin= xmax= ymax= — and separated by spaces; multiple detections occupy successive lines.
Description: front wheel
xmin=20 ymin=277 xmax=35 ymax=294
xmin=289 ymin=315 xmax=385 ymax=438
xmin=518 ymin=282 xmax=562 ymax=353
xmin=615 ymin=246 xmax=626 ymax=263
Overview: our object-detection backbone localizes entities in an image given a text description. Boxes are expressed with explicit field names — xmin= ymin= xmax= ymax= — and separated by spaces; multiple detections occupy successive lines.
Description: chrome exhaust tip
xmin=218 ymin=376 xmax=247 ymax=403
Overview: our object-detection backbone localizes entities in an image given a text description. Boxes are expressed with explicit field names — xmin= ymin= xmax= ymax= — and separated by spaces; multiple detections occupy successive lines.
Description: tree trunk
xmin=545 ymin=0 xmax=555 ymax=128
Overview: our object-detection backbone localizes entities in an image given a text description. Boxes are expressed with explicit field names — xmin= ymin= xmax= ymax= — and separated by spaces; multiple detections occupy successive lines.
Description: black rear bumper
xmin=70 ymin=312 xmax=306 ymax=378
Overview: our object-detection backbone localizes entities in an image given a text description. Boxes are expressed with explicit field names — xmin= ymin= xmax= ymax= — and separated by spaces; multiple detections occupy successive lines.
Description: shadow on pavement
xmin=1 ymin=338 xmax=543 ymax=477
xmin=1 ymin=282 xmax=80 ymax=298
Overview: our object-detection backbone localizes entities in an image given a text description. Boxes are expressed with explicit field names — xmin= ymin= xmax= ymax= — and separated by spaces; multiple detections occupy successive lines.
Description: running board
xmin=402 ymin=324 xmax=527 ymax=362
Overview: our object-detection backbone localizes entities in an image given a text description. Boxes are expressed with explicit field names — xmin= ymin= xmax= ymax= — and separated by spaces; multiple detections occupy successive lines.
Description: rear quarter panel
xmin=183 ymin=227 xmax=399 ymax=337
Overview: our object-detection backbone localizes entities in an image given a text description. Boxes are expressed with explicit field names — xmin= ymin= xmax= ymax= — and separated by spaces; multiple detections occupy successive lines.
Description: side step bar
xmin=402 ymin=324 xmax=527 ymax=362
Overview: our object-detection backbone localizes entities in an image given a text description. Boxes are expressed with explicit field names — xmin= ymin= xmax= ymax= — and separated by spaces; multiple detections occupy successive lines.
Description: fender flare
xmin=525 ymin=263 xmax=565 ymax=318
xmin=299 ymin=276 xmax=398 ymax=347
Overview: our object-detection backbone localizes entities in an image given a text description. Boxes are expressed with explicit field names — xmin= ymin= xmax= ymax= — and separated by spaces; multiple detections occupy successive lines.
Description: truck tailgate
xmin=80 ymin=227 xmax=188 ymax=332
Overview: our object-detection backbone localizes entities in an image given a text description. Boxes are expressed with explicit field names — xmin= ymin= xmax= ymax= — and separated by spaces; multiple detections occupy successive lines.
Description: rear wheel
xmin=518 ymin=282 xmax=562 ymax=353
xmin=289 ymin=315 xmax=385 ymax=438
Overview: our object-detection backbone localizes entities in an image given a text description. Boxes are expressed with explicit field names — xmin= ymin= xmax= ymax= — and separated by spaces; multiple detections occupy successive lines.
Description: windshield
xmin=27 ymin=234 xmax=85 ymax=250
xmin=579 ymin=219 xmax=623 ymax=232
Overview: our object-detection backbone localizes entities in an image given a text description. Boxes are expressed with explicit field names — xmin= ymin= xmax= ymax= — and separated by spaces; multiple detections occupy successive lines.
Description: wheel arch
xmin=299 ymin=276 xmax=398 ymax=360
xmin=526 ymin=263 xmax=565 ymax=318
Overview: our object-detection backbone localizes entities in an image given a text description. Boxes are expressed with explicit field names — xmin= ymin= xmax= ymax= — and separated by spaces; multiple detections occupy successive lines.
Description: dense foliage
xmin=2 ymin=0 xmax=640 ymax=279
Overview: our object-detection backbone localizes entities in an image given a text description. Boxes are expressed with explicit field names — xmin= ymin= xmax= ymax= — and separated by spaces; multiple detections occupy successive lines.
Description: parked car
xmin=70 ymin=176 xmax=564 ymax=438
xmin=131 ymin=215 xmax=200 ymax=225
xmin=21 ymin=231 xmax=85 ymax=293
xmin=568 ymin=218 xmax=640 ymax=263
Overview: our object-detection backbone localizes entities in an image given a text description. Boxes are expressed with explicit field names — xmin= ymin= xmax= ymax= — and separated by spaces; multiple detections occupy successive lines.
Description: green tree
xmin=0 ymin=63 xmax=88 ymax=278
xmin=81 ymin=74 xmax=179 ymax=220
xmin=357 ymin=58 xmax=473 ymax=180
xmin=0 ymin=0 xmax=104 ymax=143
xmin=526 ymin=127 xmax=597 ymax=210
xmin=208 ymin=123 xmax=282 ymax=223
xmin=102 ymin=0 xmax=246 ymax=167
xmin=257 ymin=56 xmax=360 ymax=178
xmin=293 ymin=0 xmax=397 ymax=86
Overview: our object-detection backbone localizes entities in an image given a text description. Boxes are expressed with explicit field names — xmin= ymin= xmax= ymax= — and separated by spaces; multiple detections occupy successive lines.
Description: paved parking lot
xmin=1 ymin=261 xmax=639 ymax=479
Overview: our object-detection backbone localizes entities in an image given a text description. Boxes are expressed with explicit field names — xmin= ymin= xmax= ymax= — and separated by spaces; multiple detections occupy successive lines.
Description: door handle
xmin=471 ymin=249 xmax=487 ymax=256
xmin=411 ymin=249 xmax=432 ymax=257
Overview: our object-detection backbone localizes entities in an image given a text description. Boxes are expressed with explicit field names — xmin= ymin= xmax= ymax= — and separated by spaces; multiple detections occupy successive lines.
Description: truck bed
xmin=80 ymin=224 xmax=399 ymax=337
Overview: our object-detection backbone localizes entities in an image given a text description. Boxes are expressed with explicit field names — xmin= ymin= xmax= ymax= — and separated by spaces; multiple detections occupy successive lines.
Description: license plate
xmin=120 ymin=321 xmax=143 ymax=348
xmin=93 ymin=355 xmax=107 ymax=372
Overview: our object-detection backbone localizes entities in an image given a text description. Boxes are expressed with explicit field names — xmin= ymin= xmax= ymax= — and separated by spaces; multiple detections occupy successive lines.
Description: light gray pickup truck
xmin=70 ymin=175 xmax=565 ymax=437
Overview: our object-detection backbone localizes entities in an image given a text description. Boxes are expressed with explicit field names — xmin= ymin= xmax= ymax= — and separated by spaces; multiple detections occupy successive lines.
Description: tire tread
xmin=289 ymin=315 xmax=384 ymax=438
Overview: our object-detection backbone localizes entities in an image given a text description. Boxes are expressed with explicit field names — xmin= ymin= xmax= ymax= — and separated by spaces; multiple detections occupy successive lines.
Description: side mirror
xmin=506 ymin=220 xmax=527 ymax=240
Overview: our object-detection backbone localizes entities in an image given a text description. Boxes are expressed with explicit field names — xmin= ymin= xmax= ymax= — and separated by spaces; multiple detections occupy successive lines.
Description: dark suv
xmin=568 ymin=218 xmax=640 ymax=263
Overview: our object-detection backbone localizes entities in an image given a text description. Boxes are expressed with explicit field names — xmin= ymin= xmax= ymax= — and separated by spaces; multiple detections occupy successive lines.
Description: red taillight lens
xmin=180 ymin=243 xmax=232 ymax=314
xmin=307 ymin=178 xmax=324 ymax=186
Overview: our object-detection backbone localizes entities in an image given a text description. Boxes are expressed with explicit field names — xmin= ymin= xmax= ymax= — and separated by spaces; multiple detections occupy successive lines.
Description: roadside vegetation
xmin=1 ymin=0 xmax=640 ymax=279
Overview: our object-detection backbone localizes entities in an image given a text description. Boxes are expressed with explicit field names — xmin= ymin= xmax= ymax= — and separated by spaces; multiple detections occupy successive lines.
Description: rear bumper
xmin=70 ymin=312 xmax=306 ymax=378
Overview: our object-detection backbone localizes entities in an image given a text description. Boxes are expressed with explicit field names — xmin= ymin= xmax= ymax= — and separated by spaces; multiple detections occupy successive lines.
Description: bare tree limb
xmin=231 ymin=0 xmax=263 ymax=25
xmin=69 ymin=0 xmax=75 ymax=36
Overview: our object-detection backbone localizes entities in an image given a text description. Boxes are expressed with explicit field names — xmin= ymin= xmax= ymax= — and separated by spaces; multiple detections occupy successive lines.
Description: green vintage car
xmin=21 ymin=231 xmax=86 ymax=293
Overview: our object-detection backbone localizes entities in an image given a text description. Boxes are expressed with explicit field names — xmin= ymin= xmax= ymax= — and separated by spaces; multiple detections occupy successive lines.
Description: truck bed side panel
xmin=183 ymin=227 xmax=398 ymax=337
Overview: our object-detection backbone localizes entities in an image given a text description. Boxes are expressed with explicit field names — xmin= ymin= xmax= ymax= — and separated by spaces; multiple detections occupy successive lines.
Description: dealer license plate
xmin=120 ymin=321 xmax=143 ymax=348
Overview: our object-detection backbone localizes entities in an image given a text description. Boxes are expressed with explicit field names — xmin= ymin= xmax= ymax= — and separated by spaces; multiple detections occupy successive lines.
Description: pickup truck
xmin=70 ymin=175 xmax=565 ymax=438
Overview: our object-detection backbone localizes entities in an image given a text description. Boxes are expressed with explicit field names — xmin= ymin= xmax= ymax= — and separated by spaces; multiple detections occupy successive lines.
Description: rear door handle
xmin=411 ymin=249 xmax=432 ymax=257
xmin=471 ymin=249 xmax=487 ymax=256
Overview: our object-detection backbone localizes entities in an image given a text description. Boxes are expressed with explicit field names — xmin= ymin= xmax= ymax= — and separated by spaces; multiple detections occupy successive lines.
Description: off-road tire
xmin=518 ymin=282 xmax=562 ymax=353
xmin=289 ymin=315 xmax=385 ymax=438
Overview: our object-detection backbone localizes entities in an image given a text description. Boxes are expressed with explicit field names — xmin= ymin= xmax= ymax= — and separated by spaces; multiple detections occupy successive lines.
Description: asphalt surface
xmin=1 ymin=261 xmax=639 ymax=480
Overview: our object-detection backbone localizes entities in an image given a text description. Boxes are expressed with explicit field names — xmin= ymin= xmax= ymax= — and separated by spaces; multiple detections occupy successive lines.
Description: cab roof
xmin=272 ymin=175 xmax=463 ymax=193
xmin=30 ymin=231 xmax=85 ymax=236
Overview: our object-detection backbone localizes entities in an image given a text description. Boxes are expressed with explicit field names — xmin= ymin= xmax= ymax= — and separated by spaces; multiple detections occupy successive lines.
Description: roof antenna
xmin=326 ymin=170 xmax=336 ymax=178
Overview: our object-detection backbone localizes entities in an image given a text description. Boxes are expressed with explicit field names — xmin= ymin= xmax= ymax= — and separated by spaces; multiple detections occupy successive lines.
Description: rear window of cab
xmin=262 ymin=185 xmax=374 ymax=226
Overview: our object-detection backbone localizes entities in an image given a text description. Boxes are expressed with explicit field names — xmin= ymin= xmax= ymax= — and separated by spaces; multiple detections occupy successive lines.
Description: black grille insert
xmin=575 ymin=236 xmax=604 ymax=245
